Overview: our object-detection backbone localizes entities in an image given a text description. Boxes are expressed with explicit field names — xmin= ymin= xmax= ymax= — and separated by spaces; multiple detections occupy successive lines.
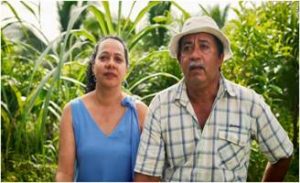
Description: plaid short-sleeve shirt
xmin=134 ymin=75 xmax=293 ymax=181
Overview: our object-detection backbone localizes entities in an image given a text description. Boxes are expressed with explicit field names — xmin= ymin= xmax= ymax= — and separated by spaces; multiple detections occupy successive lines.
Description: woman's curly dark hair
xmin=85 ymin=36 xmax=129 ymax=93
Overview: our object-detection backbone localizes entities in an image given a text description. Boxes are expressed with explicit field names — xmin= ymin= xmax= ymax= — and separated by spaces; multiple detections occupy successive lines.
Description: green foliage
xmin=127 ymin=49 xmax=181 ymax=104
xmin=140 ymin=2 xmax=172 ymax=51
xmin=246 ymin=142 xmax=267 ymax=181
xmin=2 ymin=153 xmax=56 ymax=182
xmin=222 ymin=1 xmax=299 ymax=181
xmin=57 ymin=1 xmax=88 ymax=32
xmin=199 ymin=4 xmax=230 ymax=28
xmin=1 ymin=1 xmax=177 ymax=181
xmin=1 ymin=1 xmax=298 ymax=181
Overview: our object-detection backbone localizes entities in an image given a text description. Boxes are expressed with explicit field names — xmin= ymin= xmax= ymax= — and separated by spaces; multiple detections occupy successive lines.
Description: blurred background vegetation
xmin=1 ymin=1 xmax=298 ymax=181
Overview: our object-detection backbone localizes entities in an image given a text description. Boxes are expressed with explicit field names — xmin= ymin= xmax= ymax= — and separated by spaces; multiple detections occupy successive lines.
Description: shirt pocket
xmin=217 ymin=127 xmax=249 ymax=170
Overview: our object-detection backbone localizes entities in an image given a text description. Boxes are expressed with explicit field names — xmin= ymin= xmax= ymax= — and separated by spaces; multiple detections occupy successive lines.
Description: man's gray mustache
xmin=189 ymin=61 xmax=205 ymax=71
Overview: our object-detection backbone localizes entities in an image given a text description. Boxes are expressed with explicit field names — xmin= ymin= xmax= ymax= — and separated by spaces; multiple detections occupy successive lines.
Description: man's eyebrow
xmin=182 ymin=38 xmax=210 ymax=44
xmin=198 ymin=39 xmax=209 ymax=43
xmin=181 ymin=39 xmax=194 ymax=45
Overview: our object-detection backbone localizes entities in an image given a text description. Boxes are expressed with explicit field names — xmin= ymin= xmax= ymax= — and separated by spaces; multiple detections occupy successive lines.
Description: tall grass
xmin=3 ymin=1 xmax=297 ymax=182
xmin=1 ymin=1 xmax=182 ymax=181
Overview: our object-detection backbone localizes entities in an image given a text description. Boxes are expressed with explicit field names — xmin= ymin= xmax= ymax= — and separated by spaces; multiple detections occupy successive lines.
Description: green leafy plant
xmin=1 ymin=1 xmax=298 ymax=181
xmin=223 ymin=1 xmax=298 ymax=181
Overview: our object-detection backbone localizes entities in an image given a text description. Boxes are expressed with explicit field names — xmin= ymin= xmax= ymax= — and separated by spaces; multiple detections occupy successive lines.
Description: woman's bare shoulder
xmin=135 ymin=99 xmax=148 ymax=130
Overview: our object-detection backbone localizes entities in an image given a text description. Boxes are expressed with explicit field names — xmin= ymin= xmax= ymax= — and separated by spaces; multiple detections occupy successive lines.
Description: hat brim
xmin=169 ymin=27 xmax=232 ymax=61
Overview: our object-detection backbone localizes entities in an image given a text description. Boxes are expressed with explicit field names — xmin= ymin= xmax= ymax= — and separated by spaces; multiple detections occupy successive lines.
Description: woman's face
xmin=92 ymin=38 xmax=127 ymax=89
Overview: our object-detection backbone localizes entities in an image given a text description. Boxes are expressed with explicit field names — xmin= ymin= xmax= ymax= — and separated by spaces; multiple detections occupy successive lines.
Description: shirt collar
xmin=220 ymin=74 xmax=237 ymax=97
xmin=173 ymin=74 xmax=237 ymax=105
xmin=174 ymin=79 xmax=189 ymax=106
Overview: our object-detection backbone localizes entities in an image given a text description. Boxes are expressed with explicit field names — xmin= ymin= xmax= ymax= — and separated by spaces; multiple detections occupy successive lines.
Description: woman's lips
xmin=103 ymin=71 xmax=117 ymax=78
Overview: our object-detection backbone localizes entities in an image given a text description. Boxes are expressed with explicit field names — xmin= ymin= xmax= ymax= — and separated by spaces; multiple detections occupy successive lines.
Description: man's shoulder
xmin=150 ymin=81 xmax=182 ymax=104
xmin=158 ymin=82 xmax=181 ymax=95
xmin=224 ymin=79 xmax=262 ymax=101
xmin=226 ymin=79 xmax=251 ymax=92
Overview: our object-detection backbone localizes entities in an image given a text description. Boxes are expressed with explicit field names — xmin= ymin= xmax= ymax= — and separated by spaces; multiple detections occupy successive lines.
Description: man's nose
xmin=190 ymin=46 xmax=202 ymax=59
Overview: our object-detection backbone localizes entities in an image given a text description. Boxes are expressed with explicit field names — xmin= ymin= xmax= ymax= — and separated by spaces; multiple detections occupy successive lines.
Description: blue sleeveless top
xmin=70 ymin=96 xmax=141 ymax=182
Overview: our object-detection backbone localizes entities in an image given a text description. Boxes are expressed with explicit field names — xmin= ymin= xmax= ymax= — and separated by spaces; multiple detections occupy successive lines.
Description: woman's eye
xmin=99 ymin=55 xmax=108 ymax=61
xmin=115 ymin=57 xmax=123 ymax=63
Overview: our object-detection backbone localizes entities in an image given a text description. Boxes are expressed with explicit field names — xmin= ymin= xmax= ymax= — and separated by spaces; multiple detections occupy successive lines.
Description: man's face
xmin=178 ymin=32 xmax=224 ymax=87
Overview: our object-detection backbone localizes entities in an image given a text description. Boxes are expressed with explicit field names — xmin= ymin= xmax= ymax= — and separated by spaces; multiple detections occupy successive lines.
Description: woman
xmin=56 ymin=36 xmax=148 ymax=181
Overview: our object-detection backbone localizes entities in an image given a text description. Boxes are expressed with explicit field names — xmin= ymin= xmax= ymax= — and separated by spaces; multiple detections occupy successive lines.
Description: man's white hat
xmin=169 ymin=16 xmax=232 ymax=61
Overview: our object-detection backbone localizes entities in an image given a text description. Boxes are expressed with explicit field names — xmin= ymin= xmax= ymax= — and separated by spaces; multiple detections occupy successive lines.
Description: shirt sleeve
xmin=255 ymin=95 xmax=293 ymax=164
xmin=134 ymin=95 xmax=165 ymax=177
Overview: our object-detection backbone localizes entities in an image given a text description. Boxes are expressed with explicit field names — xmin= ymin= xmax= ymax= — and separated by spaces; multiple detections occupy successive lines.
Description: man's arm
xmin=135 ymin=173 xmax=160 ymax=182
xmin=261 ymin=156 xmax=292 ymax=181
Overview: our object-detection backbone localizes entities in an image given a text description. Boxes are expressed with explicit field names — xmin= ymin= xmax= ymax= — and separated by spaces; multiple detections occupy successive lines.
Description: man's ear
xmin=177 ymin=52 xmax=181 ymax=63
xmin=218 ymin=53 xmax=224 ymax=68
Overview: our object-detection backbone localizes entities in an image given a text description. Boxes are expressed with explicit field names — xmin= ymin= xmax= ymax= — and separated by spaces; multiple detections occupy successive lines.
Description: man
xmin=134 ymin=16 xmax=293 ymax=182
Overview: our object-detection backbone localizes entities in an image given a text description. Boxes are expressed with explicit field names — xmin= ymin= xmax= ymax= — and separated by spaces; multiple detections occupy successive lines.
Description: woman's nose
xmin=105 ymin=57 xmax=115 ymax=68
